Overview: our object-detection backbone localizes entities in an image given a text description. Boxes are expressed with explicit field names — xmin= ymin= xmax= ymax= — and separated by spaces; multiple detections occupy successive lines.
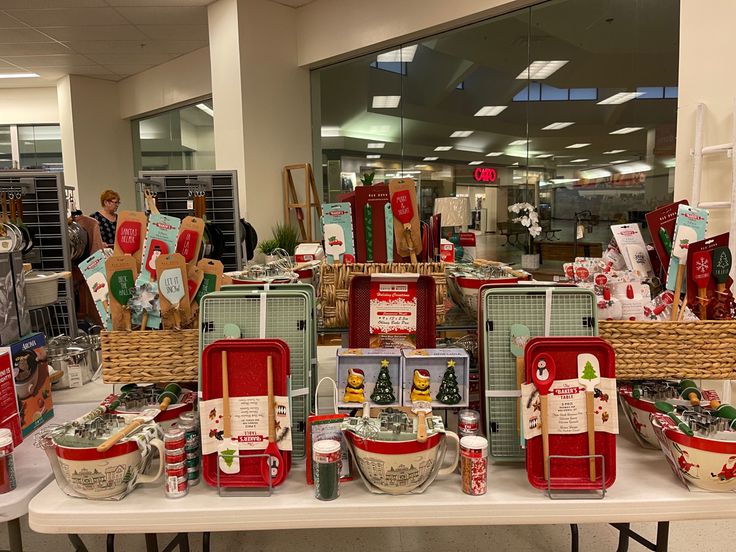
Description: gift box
xmin=0 ymin=353 xmax=22 ymax=446
xmin=401 ymin=348 xmax=470 ymax=408
xmin=336 ymin=348 xmax=402 ymax=409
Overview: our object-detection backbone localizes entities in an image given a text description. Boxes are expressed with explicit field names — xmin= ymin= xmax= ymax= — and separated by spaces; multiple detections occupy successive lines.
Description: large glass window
xmin=131 ymin=99 xmax=215 ymax=173
xmin=0 ymin=126 xmax=11 ymax=169
xmin=311 ymin=0 xmax=680 ymax=266
xmin=18 ymin=124 xmax=63 ymax=170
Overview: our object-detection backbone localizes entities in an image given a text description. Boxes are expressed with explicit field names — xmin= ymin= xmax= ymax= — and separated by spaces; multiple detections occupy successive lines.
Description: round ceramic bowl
xmin=618 ymin=388 xmax=660 ymax=448
xmin=651 ymin=414 xmax=736 ymax=492
xmin=53 ymin=437 xmax=164 ymax=499
xmin=343 ymin=430 xmax=459 ymax=495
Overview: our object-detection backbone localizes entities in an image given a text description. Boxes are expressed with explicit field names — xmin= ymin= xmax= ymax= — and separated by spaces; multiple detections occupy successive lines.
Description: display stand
xmin=215 ymin=452 xmax=274 ymax=497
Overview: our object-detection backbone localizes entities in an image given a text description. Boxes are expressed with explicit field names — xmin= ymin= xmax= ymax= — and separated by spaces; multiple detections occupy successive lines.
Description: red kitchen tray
xmin=524 ymin=337 xmax=616 ymax=491
xmin=201 ymin=338 xmax=291 ymax=488
xmin=348 ymin=274 xmax=436 ymax=348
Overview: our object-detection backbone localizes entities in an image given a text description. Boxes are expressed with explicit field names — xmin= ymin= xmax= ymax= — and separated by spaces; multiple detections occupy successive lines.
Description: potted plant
xmin=360 ymin=172 xmax=375 ymax=186
xmin=257 ymin=238 xmax=280 ymax=263
xmin=508 ymin=202 xmax=542 ymax=270
xmin=271 ymin=223 xmax=299 ymax=257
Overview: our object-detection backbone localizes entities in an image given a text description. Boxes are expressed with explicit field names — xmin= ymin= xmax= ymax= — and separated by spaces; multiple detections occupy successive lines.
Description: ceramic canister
xmin=460 ymin=435 xmax=488 ymax=496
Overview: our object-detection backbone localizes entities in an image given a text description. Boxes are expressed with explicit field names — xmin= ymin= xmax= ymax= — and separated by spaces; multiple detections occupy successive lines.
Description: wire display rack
xmin=137 ymin=170 xmax=242 ymax=271
xmin=0 ymin=171 xmax=77 ymax=338
xmin=481 ymin=287 xmax=597 ymax=461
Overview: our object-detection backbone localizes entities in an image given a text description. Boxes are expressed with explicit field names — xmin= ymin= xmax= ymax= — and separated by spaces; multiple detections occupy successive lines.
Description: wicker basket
xmin=599 ymin=320 xmax=736 ymax=380
xmin=101 ymin=329 xmax=199 ymax=383
xmin=319 ymin=262 xmax=447 ymax=328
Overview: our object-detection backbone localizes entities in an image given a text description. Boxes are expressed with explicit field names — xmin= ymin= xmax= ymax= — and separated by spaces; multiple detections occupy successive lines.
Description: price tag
xmin=187 ymin=199 xmax=194 ymax=210
xmin=67 ymin=363 xmax=84 ymax=388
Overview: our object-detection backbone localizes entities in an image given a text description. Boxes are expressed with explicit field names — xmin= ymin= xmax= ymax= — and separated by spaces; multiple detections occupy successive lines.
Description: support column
xmin=57 ymin=75 xmax=135 ymax=214
xmin=208 ymin=0 xmax=311 ymax=243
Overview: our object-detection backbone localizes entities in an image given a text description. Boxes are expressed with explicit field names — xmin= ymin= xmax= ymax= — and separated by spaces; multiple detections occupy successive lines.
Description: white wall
xmin=58 ymin=75 xmax=135 ymax=214
xmin=0 ymin=87 xmax=58 ymax=124
xmin=117 ymin=47 xmax=212 ymax=120
xmin=674 ymin=0 xmax=735 ymax=238
xmin=297 ymin=0 xmax=532 ymax=66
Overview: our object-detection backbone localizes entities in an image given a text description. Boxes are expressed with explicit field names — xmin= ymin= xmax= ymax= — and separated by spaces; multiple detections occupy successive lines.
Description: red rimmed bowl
xmin=651 ymin=413 xmax=736 ymax=492
xmin=619 ymin=387 xmax=660 ymax=448
xmin=343 ymin=424 xmax=459 ymax=495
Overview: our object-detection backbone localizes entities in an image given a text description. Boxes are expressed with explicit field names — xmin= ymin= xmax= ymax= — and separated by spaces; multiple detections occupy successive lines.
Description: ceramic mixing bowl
xmin=619 ymin=388 xmax=659 ymax=448
xmin=651 ymin=413 xmax=736 ymax=492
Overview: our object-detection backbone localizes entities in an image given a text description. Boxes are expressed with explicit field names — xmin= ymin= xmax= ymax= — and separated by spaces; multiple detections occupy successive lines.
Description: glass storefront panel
xmin=0 ymin=126 xmax=11 ymax=169
xmin=18 ymin=124 xmax=63 ymax=170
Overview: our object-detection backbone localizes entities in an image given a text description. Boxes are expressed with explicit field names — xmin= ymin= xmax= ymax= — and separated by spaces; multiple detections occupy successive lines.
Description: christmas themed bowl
xmin=651 ymin=413 xmax=736 ymax=492
xmin=342 ymin=408 xmax=459 ymax=495
xmin=618 ymin=387 xmax=660 ymax=448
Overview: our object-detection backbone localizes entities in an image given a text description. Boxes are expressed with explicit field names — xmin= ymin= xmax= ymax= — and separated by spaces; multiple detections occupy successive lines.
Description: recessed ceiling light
xmin=366 ymin=154 xmax=381 ymax=159
xmin=376 ymin=45 xmax=418 ymax=63
xmin=423 ymin=156 xmax=438 ymax=161
xmin=550 ymin=178 xmax=580 ymax=184
xmin=536 ymin=154 xmax=554 ymax=158
xmin=512 ymin=162 xmax=519 ymax=166
xmin=372 ymin=95 xmax=401 ymax=108
xmin=468 ymin=161 xmax=483 ymax=165
xmin=367 ymin=142 xmax=385 ymax=149
xmin=509 ymin=139 xmax=530 ymax=146
xmin=610 ymin=127 xmax=644 ymax=135
xmin=486 ymin=152 xmax=503 ymax=157
xmin=542 ymin=122 xmax=574 ymax=130
xmin=474 ymin=105 xmax=507 ymax=117
xmin=566 ymin=143 xmax=591 ymax=149
xmin=450 ymin=130 xmax=474 ymax=138
xmin=516 ymin=60 xmax=569 ymax=80
xmin=571 ymin=158 xmax=589 ymax=163
xmin=0 ymin=72 xmax=39 ymax=79
xmin=580 ymin=169 xmax=612 ymax=179
xmin=615 ymin=161 xmax=652 ymax=174
xmin=196 ymin=103 xmax=213 ymax=116
xmin=321 ymin=126 xmax=340 ymax=137
xmin=597 ymin=92 xmax=644 ymax=105
xmin=434 ymin=146 xmax=452 ymax=151
xmin=610 ymin=159 xmax=629 ymax=164
xmin=603 ymin=149 xmax=626 ymax=154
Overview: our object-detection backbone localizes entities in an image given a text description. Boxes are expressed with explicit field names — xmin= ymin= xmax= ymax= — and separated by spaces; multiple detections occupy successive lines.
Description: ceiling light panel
xmin=366 ymin=154 xmax=381 ymax=159
xmin=0 ymin=73 xmax=39 ymax=79
xmin=542 ymin=122 xmax=574 ymax=130
xmin=597 ymin=92 xmax=644 ymax=105
xmin=516 ymin=60 xmax=569 ymax=80
xmin=536 ymin=154 xmax=554 ymax=158
xmin=610 ymin=127 xmax=644 ymax=135
xmin=423 ymin=156 xmax=438 ymax=161
xmin=474 ymin=105 xmax=507 ymax=117
xmin=580 ymin=169 xmax=612 ymax=179
xmin=367 ymin=142 xmax=385 ymax=149
xmin=615 ymin=162 xmax=652 ymax=174
xmin=372 ymin=95 xmax=401 ymax=108
xmin=376 ymin=45 xmax=418 ymax=63
xmin=434 ymin=146 xmax=452 ymax=151
xmin=486 ymin=152 xmax=503 ymax=157
xmin=468 ymin=161 xmax=483 ymax=165
xmin=566 ymin=143 xmax=591 ymax=149
xmin=571 ymin=158 xmax=589 ymax=163
xmin=509 ymin=139 xmax=529 ymax=146
xmin=603 ymin=149 xmax=626 ymax=154
xmin=450 ymin=130 xmax=474 ymax=138
xmin=321 ymin=126 xmax=340 ymax=137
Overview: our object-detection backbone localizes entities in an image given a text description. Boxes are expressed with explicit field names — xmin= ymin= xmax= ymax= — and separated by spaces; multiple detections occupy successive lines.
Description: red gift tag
xmin=177 ymin=230 xmax=199 ymax=262
xmin=117 ymin=221 xmax=142 ymax=255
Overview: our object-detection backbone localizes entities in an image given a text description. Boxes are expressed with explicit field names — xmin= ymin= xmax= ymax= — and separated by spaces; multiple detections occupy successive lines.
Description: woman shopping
xmin=90 ymin=189 xmax=120 ymax=247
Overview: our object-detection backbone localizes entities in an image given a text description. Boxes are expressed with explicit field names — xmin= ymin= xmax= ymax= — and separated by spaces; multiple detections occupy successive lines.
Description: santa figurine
xmin=343 ymin=367 xmax=366 ymax=403
xmin=410 ymin=368 xmax=432 ymax=403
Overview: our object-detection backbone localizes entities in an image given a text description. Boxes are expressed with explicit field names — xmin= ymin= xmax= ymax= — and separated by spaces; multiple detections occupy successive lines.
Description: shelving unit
xmin=0 ymin=171 xmax=77 ymax=337
xmin=137 ymin=170 xmax=242 ymax=271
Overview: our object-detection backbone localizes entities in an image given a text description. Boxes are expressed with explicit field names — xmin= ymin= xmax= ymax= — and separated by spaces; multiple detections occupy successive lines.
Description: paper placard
xmin=369 ymin=280 xmax=417 ymax=334
xmin=199 ymin=396 xmax=292 ymax=455
xmin=522 ymin=377 xmax=618 ymax=439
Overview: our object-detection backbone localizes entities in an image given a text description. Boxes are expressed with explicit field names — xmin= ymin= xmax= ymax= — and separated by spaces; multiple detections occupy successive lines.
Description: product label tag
xmin=369 ymin=281 xmax=417 ymax=334
xmin=67 ymin=363 xmax=84 ymax=388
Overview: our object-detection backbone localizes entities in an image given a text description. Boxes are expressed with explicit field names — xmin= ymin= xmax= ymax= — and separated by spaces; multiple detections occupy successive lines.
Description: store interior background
xmin=1 ymin=0 xmax=736 ymax=550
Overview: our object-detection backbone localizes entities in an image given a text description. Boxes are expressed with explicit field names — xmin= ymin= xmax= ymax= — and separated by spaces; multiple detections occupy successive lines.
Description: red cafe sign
xmin=473 ymin=167 xmax=498 ymax=184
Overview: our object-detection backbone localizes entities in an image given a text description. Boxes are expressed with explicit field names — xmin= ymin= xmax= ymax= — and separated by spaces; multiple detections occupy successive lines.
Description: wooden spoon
xmin=261 ymin=355 xmax=286 ymax=486
xmin=531 ymin=353 xmax=556 ymax=481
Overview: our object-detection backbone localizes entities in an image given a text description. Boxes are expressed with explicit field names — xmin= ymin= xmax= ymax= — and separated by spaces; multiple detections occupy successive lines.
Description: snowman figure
xmin=535 ymin=358 xmax=550 ymax=383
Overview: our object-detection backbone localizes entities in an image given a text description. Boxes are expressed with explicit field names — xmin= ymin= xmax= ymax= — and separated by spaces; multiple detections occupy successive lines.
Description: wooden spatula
xmin=577 ymin=353 xmax=600 ymax=482
xmin=391 ymin=189 xmax=417 ymax=264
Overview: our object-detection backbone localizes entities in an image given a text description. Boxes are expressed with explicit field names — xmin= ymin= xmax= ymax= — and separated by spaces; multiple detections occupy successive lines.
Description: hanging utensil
xmin=510 ymin=324 xmax=530 ymax=444
xmin=261 ymin=355 xmax=286 ymax=486
xmin=390 ymin=189 xmax=418 ymax=264
xmin=0 ymin=192 xmax=14 ymax=253
xmin=531 ymin=352 xmax=556 ymax=481
xmin=577 ymin=353 xmax=600 ymax=482
xmin=691 ymin=250 xmax=712 ymax=319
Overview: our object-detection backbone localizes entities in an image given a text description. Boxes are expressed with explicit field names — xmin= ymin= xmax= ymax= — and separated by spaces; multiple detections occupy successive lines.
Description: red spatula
xmin=261 ymin=355 xmax=286 ymax=487
xmin=391 ymin=189 xmax=418 ymax=264
xmin=691 ymin=250 xmax=712 ymax=319
xmin=532 ymin=353 xmax=556 ymax=481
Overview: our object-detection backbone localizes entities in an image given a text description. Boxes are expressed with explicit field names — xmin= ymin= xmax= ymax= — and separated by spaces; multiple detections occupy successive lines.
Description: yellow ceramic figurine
xmin=410 ymin=368 xmax=432 ymax=403
xmin=343 ymin=367 xmax=366 ymax=403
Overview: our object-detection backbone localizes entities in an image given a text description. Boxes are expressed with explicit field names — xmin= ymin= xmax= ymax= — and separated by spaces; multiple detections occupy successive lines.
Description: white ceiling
xmin=0 ymin=0 xmax=316 ymax=88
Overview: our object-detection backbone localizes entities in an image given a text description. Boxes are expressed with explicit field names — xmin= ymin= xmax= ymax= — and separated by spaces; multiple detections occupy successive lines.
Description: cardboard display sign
xmin=645 ymin=200 xmax=689 ymax=270
xmin=156 ymin=253 xmax=191 ymax=329
xmin=686 ymin=234 xmax=733 ymax=319
xmin=321 ymin=203 xmax=356 ymax=264
xmin=106 ymin=255 xmax=138 ymax=331
xmin=388 ymin=179 xmax=422 ymax=263
xmin=139 ymin=214 xmax=180 ymax=283
xmin=176 ymin=216 xmax=205 ymax=269
xmin=79 ymin=250 xmax=111 ymax=329
xmin=354 ymin=186 xmax=391 ymax=263
xmin=114 ymin=211 xmax=147 ymax=265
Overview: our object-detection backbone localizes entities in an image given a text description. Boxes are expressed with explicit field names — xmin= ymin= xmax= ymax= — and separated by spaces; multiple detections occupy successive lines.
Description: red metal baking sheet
xmin=201 ymin=338 xmax=291 ymax=488
xmin=524 ymin=337 xmax=616 ymax=491
xmin=348 ymin=274 xmax=436 ymax=348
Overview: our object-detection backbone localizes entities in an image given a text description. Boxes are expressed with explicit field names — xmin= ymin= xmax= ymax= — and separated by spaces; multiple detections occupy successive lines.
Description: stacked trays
xmin=480 ymin=285 xmax=598 ymax=461
xmin=199 ymin=284 xmax=316 ymax=458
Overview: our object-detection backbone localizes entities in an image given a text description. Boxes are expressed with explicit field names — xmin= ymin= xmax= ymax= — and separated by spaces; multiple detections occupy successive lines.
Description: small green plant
xmin=271 ymin=223 xmax=299 ymax=256
xmin=257 ymin=238 xmax=279 ymax=255
xmin=360 ymin=172 xmax=375 ymax=186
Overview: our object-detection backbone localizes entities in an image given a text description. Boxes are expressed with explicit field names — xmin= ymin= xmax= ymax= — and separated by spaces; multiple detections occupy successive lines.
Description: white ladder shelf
xmin=691 ymin=101 xmax=736 ymax=284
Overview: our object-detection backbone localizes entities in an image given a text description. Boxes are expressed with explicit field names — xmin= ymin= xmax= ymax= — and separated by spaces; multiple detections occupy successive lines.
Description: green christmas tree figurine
xmin=370 ymin=359 xmax=396 ymax=405
xmin=436 ymin=360 xmax=462 ymax=405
